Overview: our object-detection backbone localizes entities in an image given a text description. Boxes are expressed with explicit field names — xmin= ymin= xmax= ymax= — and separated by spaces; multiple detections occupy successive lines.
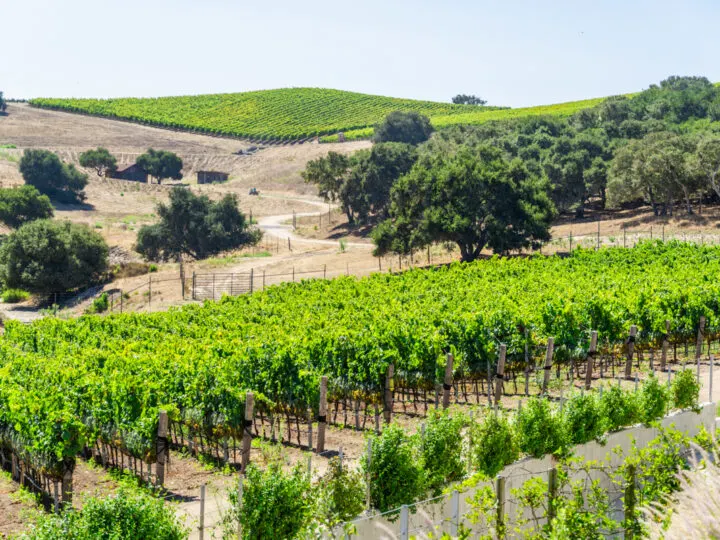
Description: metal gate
xmin=192 ymin=272 xmax=252 ymax=300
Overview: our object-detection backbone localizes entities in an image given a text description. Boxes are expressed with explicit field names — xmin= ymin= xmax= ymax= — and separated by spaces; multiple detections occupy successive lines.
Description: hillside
xmin=28 ymin=88 xmax=607 ymax=143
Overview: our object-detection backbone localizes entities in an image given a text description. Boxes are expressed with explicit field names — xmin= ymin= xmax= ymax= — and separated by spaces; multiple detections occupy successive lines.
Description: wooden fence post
xmin=241 ymin=393 xmax=254 ymax=472
xmin=661 ymin=320 xmax=670 ymax=371
xmin=383 ymin=364 xmax=395 ymax=424
xmin=494 ymin=345 xmax=507 ymax=406
xmin=547 ymin=465 xmax=558 ymax=524
xmin=61 ymin=466 xmax=73 ymax=507
xmin=585 ymin=331 xmax=598 ymax=390
xmin=624 ymin=325 xmax=637 ymax=379
xmin=442 ymin=354 xmax=454 ymax=409
xmin=496 ymin=476 xmax=506 ymax=536
xmin=696 ymin=316 xmax=706 ymax=361
xmin=249 ymin=268 xmax=254 ymax=294
xmin=156 ymin=410 xmax=168 ymax=486
xmin=542 ymin=338 xmax=555 ymax=394
xmin=317 ymin=376 xmax=328 ymax=453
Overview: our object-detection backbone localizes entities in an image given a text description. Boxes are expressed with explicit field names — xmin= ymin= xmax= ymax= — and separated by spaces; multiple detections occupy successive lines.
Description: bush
xmin=316 ymin=457 xmax=365 ymax=525
xmin=0 ymin=220 xmax=108 ymax=294
xmin=362 ymin=424 xmax=424 ymax=512
xmin=471 ymin=411 xmax=519 ymax=477
xmin=0 ymin=185 xmax=53 ymax=228
xmin=599 ymin=385 xmax=640 ymax=431
xmin=233 ymin=463 xmax=311 ymax=540
xmin=373 ymin=111 xmax=434 ymax=145
xmin=514 ymin=397 xmax=568 ymax=458
xmin=148 ymin=263 xmax=158 ymax=273
xmin=24 ymin=490 xmax=188 ymax=539
xmin=421 ymin=409 xmax=466 ymax=494
xmin=563 ymin=391 xmax=606 ymax=445
xmin=19 ymin=149 xmax=88 ymax=203
xmin=86 ymin=292 xmax=109 ymax=314
xmin=639 ymin=374 xmax=670 ymax=423
xmin=671 ymin=368 xmax=701 ymax=410
xmin=1 ymin=288 xmax=29 ymax=303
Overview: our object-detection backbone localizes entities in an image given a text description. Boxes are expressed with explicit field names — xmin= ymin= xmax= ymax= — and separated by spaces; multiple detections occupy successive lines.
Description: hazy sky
xmin=3 ymin=0 xmax=719 ymax=107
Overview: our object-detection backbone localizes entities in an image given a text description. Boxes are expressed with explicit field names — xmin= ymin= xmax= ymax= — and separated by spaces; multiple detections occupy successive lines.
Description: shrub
xmin=233 ymin=463 xmax=311 ymax=540
xmin=86 ymin=292 xmax=109 ymax=314
xmin=562 ymin=391 xmax=606 ymax=445
xmin=471 ymin=411 xmax=519 ymax=477
xmin=148 ymin=263 xmax=158 ymax=273
xmin=514 ymin=397 xmax=567 ymax=458
xmin=671 ymin=368 xmax=700 ymax=410
xmin=421 ymin=408 xmax=466 ymax=494
xmin=639 ymin=373 xmax=670 ymax=423
xmin=599 ymin=384 xmax=640 ymax=431
xmin=0 ymin=220 xmax=108 ymax=294
xmin=24 ymin=490 xmax=188 ymax=539
xmin=362 ymin=424 xmax=424 ymax=512
xmin=373 ymin=111 xmax=433 ymax=145
xmin=316 ymin=456 xmax=365 ymax=525
xmin=1 ymin=288 xmax=29 ymax=303
xmin=0 ymin=185 xmax=53 ymax=228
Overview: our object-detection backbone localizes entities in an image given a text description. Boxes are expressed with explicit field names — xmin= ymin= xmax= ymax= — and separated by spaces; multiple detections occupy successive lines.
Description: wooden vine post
xmin=62 ymin=466 xmax=73 ymax=507
xmin=317 ymin=376 xmax=328 ymax=453
xmin=383 ymin=364 xmax=395 ymax=424
xmin=696 ymin=316 xmax=706 ymax=361
xmin=624 ymin=325 xmax=637 ymax=379
xmin=494 ymin=345 xmax=507 ymax=406
xmin=241 ymin=392 xmax=254 ymax=473
xmin=442 ymin=353 xmax=454 ymax=410
xmin=585 ymin=331 xmax=598 ymax=390
xmin=542 ymin=338 xmax=555 ymax=394
xmin=661 ymin=320 xmax=670 ymax=371
xmin=156 ymin=410 xmax=168 ymax=486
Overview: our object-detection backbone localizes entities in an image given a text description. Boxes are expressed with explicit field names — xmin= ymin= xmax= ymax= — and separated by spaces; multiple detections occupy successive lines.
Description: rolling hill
xmin=28 ymin=88 xmax=612 ymax=143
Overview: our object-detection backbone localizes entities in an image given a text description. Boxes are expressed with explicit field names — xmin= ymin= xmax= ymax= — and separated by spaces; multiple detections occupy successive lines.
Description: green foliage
xmin=421 ymin=409 xmax=466 ymax=494
xmin=362 ymin=424 xmax=424 ymax=512
xmin=148 ymin=264 xmax=158 ymax=273
xmin=599 ymin=384 xmax=640 ymax=431
xmin=19 ymin=149 xmax=88 ymax=203
xmin=470 ymin=411 xmax=519 ymax=477
xmin=1 ymin=288 xmax=29 ymax=303
xmin=86 ymin=292 xmax=109 ymax=314
xmin=452 ymin=94 xmax=487 ymax=106
xmin=24 ymin=490 xmax=187 ymax=539
xmin=373 ymin=145 xmax=555 ymax=261
xmin=79 ymin=147 xmax=117 ymax=177
xmin=135 ymin=188 xmax=261 ymax=261
xmin=373 ymin=111 xmax=434 ymax=145
xmin=136 ymin=148 xmax=183 ymax=183
xmin=234 ymin=463 xmax=311 ymax=540
xmin=563 ymin=391 xmax=606 ymax=445
xmin=514 ymin=397 xmax=567 ymax=458
xmin=671 ymin=368 xmax=701 ymax=410
xmin=316 ymin=457 xmax=366 ymax=525
xmin=638 ymin=374 xmax=670 ymax=423
xmin=0 ymin=220 xmax=108 ymax=294
xmin=0 ymin=185 xmax=53 ymax=228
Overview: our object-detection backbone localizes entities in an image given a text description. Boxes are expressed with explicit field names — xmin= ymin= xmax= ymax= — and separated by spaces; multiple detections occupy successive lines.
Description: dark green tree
xmin=0 ymin=220 xmax=108 ymax=294
xmin=373 ymin=145 xmax=556 ymax=261
xmin=0 ymin=91 xmax=6 ymax=113
xmin=0 ymin=185 xmax=54 ymax=228
xmin=135 ymin=188 xmax=261 ymax=261
xmin=136 ymin=148 xmax=183 ymax=184
xmin=19 ymin=149 xmax=88 ymax=204
xmin=452 ymin=94 xmax=487 ymax=106
xmin=79 ymin=147 xmax=117 ymax=177
xmin=301 ymin=151 xmax=350 ymax=203
xmin=373 ymin=111 xmax=433 ymax=145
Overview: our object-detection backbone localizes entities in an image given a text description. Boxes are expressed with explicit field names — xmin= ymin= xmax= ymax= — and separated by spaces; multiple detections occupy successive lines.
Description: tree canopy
xmin=0 ymin=91 xmax=6 ymax=113
xmin=79 ymin=147 xmax=117 ymax=177
xmin=0 ymin=185 xmax=54 ymax=228
xmin=452 ymin=94 xmax=487 ymax=106
xmin=135 ymin=188 xmax=261 ymax=261
xmin=373 ymin=111 xmax=434 ymax=145
xmin=0 ymin=220 xmax=108 ymax=294
xmin=136 ymin=149 xmax=183 ymax=184
xmin=19 ymin=149 xmax=88 ymax=204
xmin=372 ymin=145 xmax=556 ymax=261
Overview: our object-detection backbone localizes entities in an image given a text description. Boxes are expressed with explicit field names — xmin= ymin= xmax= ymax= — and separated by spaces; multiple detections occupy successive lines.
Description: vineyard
xmin=0 ymin=241 xmax=719 ymax=501
xmin=28 ymin=88 xmax=608 ymax=143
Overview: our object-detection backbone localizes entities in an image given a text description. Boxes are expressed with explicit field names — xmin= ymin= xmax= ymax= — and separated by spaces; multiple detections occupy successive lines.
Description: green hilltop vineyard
xmin=1 ymin=242 xmax=719 ymax=477
xmin=28 ymin=88 xmax=604 ymax=142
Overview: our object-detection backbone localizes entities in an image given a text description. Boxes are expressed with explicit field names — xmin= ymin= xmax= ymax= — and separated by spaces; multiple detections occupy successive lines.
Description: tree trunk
xmin=600 ymin=187 xmax=607 ymax=209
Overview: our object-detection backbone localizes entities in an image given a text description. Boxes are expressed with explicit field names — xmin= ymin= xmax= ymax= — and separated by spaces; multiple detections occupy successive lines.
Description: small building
xmin=197 ymin=170 xmax=229 ymax=184
xmin=109 ymin=163 xmax=148 ymax=183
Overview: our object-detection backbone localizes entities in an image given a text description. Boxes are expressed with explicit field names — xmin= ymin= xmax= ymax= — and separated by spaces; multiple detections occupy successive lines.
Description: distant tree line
xmin=303 ymin=76 xmax=720 ymax=261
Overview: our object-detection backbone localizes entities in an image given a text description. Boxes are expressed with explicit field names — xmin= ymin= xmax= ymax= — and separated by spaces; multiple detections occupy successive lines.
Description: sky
xmin=2 ymin=0 xmax=720 ymax=108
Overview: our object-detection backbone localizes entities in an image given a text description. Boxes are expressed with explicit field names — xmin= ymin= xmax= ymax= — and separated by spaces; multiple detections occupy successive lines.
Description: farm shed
xmin=197 ymin=170 xmax=229 ymax=184
xmin=109 ymin=163 xmax=148 ymax=183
